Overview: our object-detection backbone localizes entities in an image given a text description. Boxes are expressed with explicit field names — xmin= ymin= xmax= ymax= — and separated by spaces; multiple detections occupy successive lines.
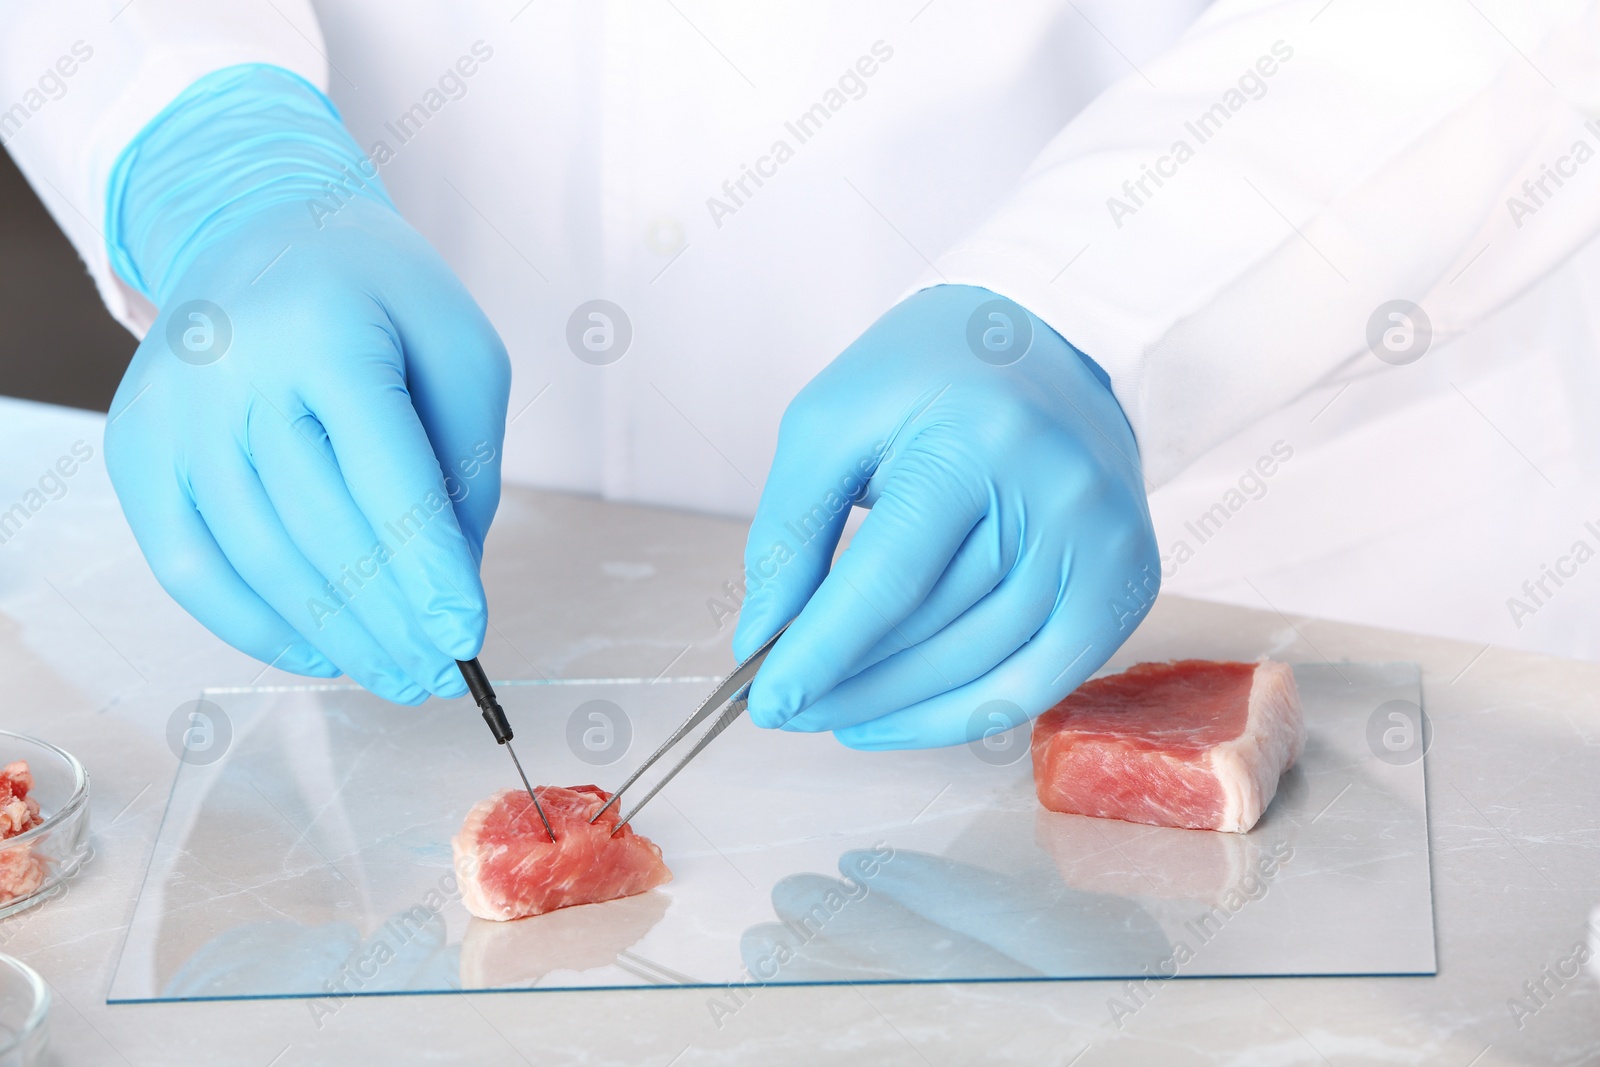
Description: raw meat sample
xmin=453 ymin=785 xmax=672 ymax=922
xmin=0 ymin=849 xmax=47 ymax=904
xmin=1031 ymin=660 xmax=1303 ymax=833
xmin=0 ymin=760 xmax=47 ymax=903
xmin=0 ymin=761 xmax=42 ymax=838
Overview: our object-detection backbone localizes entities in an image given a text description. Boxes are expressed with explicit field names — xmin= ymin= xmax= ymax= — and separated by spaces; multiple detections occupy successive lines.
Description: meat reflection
xmin=1034 ymin=764 xmax=1305 ymax=906
xmin=459 ymin=889 xmax=670 ymax=988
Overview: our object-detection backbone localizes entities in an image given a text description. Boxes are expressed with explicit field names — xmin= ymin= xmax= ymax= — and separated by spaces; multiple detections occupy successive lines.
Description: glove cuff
xmin=105 ymin=63 xmax=396 ymax=304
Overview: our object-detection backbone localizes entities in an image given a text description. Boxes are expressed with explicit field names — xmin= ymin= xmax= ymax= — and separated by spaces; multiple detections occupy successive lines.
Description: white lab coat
xmin=4 ymin=0 xmax=1600 ymax=661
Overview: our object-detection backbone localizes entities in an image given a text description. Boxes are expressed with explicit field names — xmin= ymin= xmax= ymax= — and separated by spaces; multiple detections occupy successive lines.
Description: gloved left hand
xmin=733 ymin=284 xmax=1159 ymax=748
xmin=103 ymin=66 xmax=509 ymax=703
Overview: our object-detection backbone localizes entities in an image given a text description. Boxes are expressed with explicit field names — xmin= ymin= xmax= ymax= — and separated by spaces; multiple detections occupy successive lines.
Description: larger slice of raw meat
xmin=1031 ymin=661 xmax=1303 ymax=833
xmin=453 ymin=785 xmax=672 ymax=922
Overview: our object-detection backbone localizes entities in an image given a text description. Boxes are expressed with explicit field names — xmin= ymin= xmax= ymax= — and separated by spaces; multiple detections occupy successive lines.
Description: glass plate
xmin=108 ymin=664 xmax=1434 ymax=1004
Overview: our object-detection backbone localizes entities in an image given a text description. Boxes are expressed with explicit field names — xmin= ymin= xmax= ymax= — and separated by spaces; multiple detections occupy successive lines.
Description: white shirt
xmin=5 ymin=0 xmax=1600 ymax=661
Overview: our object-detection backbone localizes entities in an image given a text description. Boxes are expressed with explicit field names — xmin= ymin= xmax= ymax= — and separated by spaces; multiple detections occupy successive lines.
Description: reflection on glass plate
xmin=109 ymin=665 xmax=1434 ymax=1003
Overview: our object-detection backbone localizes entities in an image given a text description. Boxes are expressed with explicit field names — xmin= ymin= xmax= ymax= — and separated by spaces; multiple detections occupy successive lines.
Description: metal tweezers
xmin=590 ymin=624 xmax=787 ymax=831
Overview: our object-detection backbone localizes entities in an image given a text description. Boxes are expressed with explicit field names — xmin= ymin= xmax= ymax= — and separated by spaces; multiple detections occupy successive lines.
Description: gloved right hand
xmin=104 ymin=65 xmax=510 ymax=704
xmin=731 ymin=284 xmax=1158 ymax=748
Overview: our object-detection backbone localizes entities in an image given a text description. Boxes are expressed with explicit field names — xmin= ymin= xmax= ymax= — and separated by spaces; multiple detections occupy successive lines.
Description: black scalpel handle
xmin=458 ymin=658 xmax=513 ymax=744
xmin=458 ymin=657 xmax=555 ymax=841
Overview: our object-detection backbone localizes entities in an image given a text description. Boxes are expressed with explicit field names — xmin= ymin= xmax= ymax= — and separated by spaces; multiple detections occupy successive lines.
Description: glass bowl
xmin=0 ymin=953 xmax=48 ymax=1067
xmin=0 ymin=733 xmax=89 ymax=920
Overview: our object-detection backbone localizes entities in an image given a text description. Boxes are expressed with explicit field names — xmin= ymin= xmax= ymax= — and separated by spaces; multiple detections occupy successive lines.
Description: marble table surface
xmin=1 ymin=398 xmax=1597 ymax=1066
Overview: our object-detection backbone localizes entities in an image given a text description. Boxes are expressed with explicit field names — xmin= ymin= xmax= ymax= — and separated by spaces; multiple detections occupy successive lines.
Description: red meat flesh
xmin=1031 ymin=661 xmax=1303 ymax=833
xmin=0 ymin=761 xmax=42 ymax=839
xmin=0 ymin=849 xmax=45 ymax=903
xmin=0 ymin=760 xmax=46 ymax=903
xmin=453 ymin=785 xmax=672 ymax=921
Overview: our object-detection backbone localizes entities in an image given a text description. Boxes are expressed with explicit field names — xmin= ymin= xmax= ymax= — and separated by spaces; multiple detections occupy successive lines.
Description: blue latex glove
xmin=104 ymin=66 xmax=509 ymax=703
xmin=733 ymin=284 xmax=1158 ymax=748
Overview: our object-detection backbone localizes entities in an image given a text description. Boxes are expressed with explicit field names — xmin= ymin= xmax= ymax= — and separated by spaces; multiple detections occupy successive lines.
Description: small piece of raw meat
xmin=0 ymin=761 xmax=42 ymax=838
xmin=0 ymin=848 xmax=46 ymax=903
xmin=1031 ymin=660 xmax=1303 ymax=833
xmin=0 ymin=760 xmax=46 ymax=903
xmin=453 ymin=785 xmax=672 ymax=922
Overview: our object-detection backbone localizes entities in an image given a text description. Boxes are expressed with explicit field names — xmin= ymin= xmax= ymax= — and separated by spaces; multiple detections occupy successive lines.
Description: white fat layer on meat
xmin=1207 ymin=662 xmax=1305 ymax=833
xmin=453 ymin=788 xmax=518 ymax=922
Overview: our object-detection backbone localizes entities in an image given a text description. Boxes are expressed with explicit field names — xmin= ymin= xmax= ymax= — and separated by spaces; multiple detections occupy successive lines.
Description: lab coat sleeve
xmin=0 ymin=0 xmax=329 ymax=336
xmin=927 ymin=0 xmax=1600 ymax=485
